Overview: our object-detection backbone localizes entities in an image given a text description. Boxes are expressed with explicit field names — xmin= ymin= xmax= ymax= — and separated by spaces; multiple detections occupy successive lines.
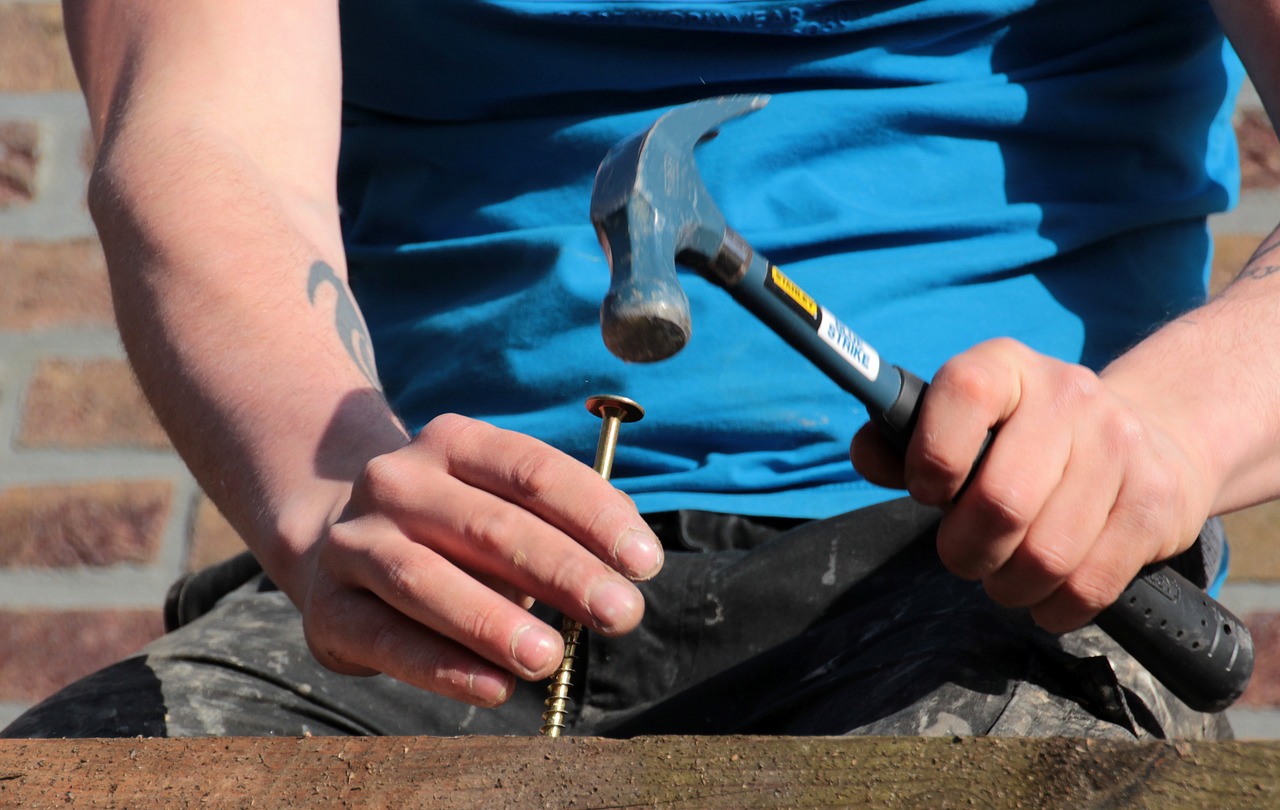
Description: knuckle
xmin=381 ymin=553 xmax=426 ymax=604
xmin=460 ymin=505 xmax=520 ymax=554
xmin=456 ymin=601 xmax=510 ymax=652
xmin=934 ymin=522 xmax=999 ymax=581
xmin=966 ymin=478 xmax=1033 ymax=536
xmin=933 ymin=357 xmax=998 ymax=409
xmin=416 ymin=412 xmax=480 ymax=464
xmin=368 ymin=620 xmax=408 ymax=666
xmin=984 ymin=336 xmax=1028 ymax=356
xmin=1020 ymin=537 xmax=1076 ymax=583
xmin=1050 ymin=365 xmax=1103 ymax=412
xmin=562 ymin=560 xmax=614 ymax=604
xmin=1101 ymin=409 xmax=1147 ymax=455
xmin=415 ymin=647 xmax=461 ymax=691
xmin=359 ymin=452 xmax=414 ymax=507
xmin=1141 ymin=462 xmax=1183 ymax=509
xmin=905 ymin=443 xmax=966 ymax=504
xmin=421 ymin=411 xmax=471 ymax=443
xmin=580 ymin=496 xmax=639 ymax=551
xmin=1054 ymin=574 xmax=1121 ymax=622
xmin=507 ymin=447 xmax=571 ymax=502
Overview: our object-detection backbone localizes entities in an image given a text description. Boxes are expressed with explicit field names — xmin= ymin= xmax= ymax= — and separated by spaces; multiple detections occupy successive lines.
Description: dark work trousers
xmin=1 ymin=498 xmax=1231 ymax=739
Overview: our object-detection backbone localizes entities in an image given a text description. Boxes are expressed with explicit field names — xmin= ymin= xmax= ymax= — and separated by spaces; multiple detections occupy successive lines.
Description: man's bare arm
xmin=63 ymin=0 xmax=661 ymax=705
xmin=65 ymin=0 xmax=381 ymax=586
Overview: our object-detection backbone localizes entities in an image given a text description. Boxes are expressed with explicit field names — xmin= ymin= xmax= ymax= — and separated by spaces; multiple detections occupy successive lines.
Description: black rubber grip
xmin=1095 ymin=565 xmax=1254 ymax=712
xmin=869 ymin=371 xmax=1255 ymax=711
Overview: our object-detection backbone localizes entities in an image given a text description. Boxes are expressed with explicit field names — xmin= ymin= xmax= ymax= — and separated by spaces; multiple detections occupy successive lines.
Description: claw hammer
xmin=589 ymin=95 xmax=1253 ymax=712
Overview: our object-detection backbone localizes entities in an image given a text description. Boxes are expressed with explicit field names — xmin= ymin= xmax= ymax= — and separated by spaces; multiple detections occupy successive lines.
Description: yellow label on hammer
xmin=768 ymin=266 xmax=819 ymax=319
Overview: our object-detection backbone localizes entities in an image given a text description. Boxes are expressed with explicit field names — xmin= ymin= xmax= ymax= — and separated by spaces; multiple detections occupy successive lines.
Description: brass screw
xmin=540 ymin=394 xmax=645 ymax=738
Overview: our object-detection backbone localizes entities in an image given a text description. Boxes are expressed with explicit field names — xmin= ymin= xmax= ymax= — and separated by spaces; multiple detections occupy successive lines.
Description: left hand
xmin=851 ymin=337 xmax=1212 ymax=633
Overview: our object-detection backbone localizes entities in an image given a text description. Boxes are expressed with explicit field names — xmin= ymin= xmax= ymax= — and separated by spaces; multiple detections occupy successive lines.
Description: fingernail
xmin=586 ymin=579 xmax=641 ymax=633
xmin=468 ymin=665 xmax=512 ymax=705
xmin=614 ymin=527 xmax=664 ymax=580
xmin=511 ymin=624 xmax=560 ymax=676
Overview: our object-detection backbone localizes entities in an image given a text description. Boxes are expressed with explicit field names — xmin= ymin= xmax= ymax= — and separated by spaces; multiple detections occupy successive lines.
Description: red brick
xmin=0 ymin=609 xmax=164 ymax=703
xmin=18 ymin=358 xmax=170 ymax=450
xmin=1240 ymin=612 xmax=1280 ymax=708
xmin=0 ymin=239 xmax=114 ymax=331
xmin=0 ymin=121 xmax=39 ymax=208
xmin=0 ymin=481 xmax=171 ymax=568
xmin=0 ymin=4 xmax=78 ymax=93
xmin=1238 ymin=109 xmax=1280 ymax=191
xmin=1222 ymin=502 xmax=1280 ymax=583
xmin=187 ymin=495 xmax=248 ymax=572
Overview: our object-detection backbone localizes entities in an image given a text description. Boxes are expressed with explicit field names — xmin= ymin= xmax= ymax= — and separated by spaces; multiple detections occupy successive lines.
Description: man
xmin=5 ymin=0 xmax=1279 ymax=738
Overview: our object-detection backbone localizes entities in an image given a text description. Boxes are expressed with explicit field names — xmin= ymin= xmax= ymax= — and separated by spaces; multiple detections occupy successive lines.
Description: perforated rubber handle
xmin=1094 ymin=564 xmax=1253 ymax=712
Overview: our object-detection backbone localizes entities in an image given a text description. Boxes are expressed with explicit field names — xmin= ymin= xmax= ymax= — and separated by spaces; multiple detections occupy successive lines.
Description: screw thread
xmin=540 ymin=620 xmax=582 ymax=737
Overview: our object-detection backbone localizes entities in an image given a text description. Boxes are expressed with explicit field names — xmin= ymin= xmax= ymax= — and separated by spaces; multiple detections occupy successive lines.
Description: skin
xmin=62 ymin=0 xmax=1280 ymax=705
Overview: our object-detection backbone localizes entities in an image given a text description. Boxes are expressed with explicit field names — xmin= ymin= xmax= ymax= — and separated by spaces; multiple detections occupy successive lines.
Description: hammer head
xmin=591 ymin=95 xmax=769 ymax=363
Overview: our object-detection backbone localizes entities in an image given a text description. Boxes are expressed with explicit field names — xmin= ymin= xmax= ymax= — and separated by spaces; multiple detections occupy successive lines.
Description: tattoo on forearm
xmin=307 ymin=260 xmax=381 ymax=390
xmin=1241 ymin=264 xmax=1280 ymax=281
xmin=1239 ymin=239 xmax=1280 ymax=283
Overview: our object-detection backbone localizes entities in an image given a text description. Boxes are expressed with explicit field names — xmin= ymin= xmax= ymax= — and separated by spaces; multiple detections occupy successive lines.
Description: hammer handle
xmin=722 ymin=253 xmax=1254 ymax=712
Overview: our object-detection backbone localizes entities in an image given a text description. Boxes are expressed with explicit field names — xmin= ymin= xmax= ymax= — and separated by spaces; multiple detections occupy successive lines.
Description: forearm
xmin=92 ymin=129 xmax=408 ymax=600
xmin=1102 ymin=226 xmax=1280 ymax=517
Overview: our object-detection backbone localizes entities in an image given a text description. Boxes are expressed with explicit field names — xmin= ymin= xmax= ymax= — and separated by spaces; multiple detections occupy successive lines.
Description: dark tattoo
xmin=1240 ymin=264 xmax=1280 ymax=281
xmin=1233 ymin=237 xmax=1280 ymax=284
xmin=1246 ymin=238 xmax=1280 ymax=266
xmin=307 ymin=260 xmax=381 ymax=390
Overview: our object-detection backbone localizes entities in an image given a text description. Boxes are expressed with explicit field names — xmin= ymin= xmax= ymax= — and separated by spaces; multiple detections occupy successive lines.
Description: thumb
xmin=851 ymin=422 xmax=906 ymax=489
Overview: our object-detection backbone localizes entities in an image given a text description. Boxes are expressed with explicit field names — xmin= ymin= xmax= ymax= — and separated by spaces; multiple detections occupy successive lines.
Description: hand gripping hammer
xmin=590 ymin=95 xmax=1253 ymax=712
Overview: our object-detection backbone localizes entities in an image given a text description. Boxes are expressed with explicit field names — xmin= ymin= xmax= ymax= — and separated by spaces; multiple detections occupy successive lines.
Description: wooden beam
xmin=2 ymin=735 xmax=1278 ymax=808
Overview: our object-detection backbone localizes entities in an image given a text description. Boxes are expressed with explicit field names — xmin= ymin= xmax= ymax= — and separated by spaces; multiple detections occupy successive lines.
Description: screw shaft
xmin=540 ymin=395 xmax=643 ymax=738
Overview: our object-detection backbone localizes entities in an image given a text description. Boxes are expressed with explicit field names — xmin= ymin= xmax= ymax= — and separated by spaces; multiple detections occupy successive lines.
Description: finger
xmin=935 ymin=387 xmax=1071 ymax=581
xmin=303 ymin=587 xmax=517 ymax=707
xmin=980 ymin=441 xmax=1121 ymax=608
xmin=1026 ymin=538 xmax=1138 ymax=634
xmin=1025 ymin=482 xmax=1164 ymax=633
xmin=472 ymin=571 xmax=535 ymax=610
xmin=324 ymin=516 xmax=568 ymax=680
xmin=905 ymin=339 xmax=1024 ymax=506
xmin=368 ymin=467 xmax=647 ymax=636
xmin=849 ymin=421 xmax=906 ymax=488
xmin=418 ymin=414 xmax=664 ymax=581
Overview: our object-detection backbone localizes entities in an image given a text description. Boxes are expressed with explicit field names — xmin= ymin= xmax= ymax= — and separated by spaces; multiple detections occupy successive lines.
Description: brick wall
xmin=0 ymin=1 xmax=244 ymax=729
xmin=2 ymin=2 xmax=1280 ymax=736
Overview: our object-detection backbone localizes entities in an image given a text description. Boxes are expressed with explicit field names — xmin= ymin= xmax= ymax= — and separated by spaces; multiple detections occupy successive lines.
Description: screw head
xmin=585 ymin=394 xmax=645 ymax=423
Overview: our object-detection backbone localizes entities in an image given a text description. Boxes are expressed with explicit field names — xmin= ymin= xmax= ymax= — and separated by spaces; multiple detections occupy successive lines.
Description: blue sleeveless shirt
xmin=336 ymin=0 xmax=1242 ymax=518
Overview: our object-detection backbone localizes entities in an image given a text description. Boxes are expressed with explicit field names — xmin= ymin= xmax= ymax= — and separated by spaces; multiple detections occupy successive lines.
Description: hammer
xmin=590 ymin=95 xmax=1253 ymax=712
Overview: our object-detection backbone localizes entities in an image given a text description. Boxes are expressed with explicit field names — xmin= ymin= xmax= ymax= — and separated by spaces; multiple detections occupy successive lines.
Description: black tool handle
xmin=874 ymin=370 xmax=1254 ymax=712
xmin=1095 ymin=565 xmax=1253 ymax=712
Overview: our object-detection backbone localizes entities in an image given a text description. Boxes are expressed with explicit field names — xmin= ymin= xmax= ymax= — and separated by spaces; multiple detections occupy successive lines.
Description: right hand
xmin=296 ymin=413 xmax=664 ymax=706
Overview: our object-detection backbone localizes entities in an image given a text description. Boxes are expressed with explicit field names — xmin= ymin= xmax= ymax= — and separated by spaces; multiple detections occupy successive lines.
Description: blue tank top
xmin=336 ymin=0 xmax=1242 ymax=518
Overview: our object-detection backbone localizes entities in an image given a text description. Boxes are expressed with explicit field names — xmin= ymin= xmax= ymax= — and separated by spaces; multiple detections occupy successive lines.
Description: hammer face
xmin=600 ymin=281 xmax=692 ymax=363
